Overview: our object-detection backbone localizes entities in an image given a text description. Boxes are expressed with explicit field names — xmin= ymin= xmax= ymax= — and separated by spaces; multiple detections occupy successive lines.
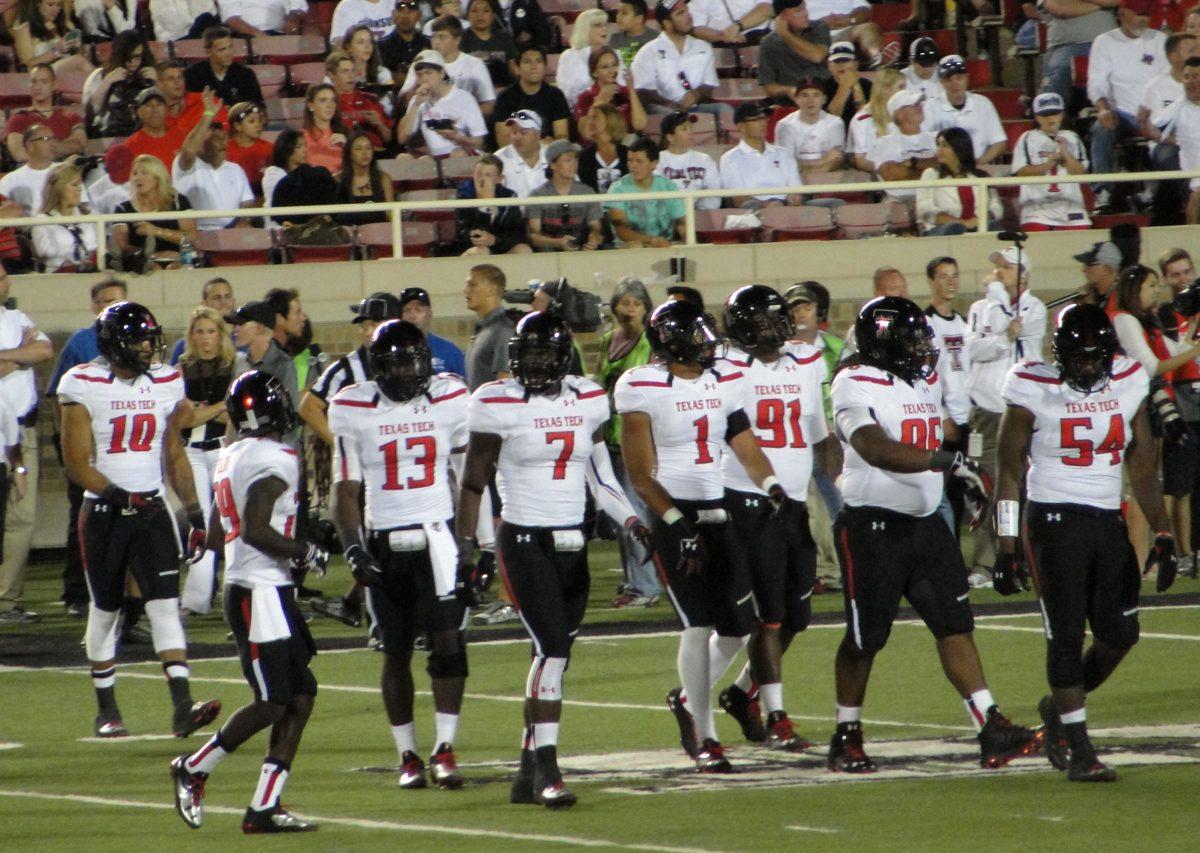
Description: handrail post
xmin=976 ymin=180 xmax=988 ymax=233
xmin=96 ymin=221 xmax=108 ymax=270
xmin=684 ymin=194 xmax=696 ymax=246
xmin=391 ymin=204 xmax=404 ymax=259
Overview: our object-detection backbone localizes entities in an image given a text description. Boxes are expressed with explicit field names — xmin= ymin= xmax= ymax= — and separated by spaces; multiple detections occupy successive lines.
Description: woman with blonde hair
xmin=303 ymin=82 xmax=349 ymax=173
xmin=577 ymin=102 xmax=630 ymax=193
xmin=178 ymin=305 xmax=247 ymax=616
xmin=32 ymin=162 xmax=99 ymax=272
xmin=112 ymin=153 xmax=197 ymax=271
xmin=556 ymin=8 xmax=625 ymax=109
xmin=847 ymin=68 xmax=904 ymax=173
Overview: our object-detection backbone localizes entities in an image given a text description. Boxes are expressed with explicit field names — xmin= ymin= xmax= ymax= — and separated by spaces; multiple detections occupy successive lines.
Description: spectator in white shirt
xmin=220 ymin=0 xmax=307 ymax=36
xmin=689 ymin=0 xmax=773 ymax=46
xmin=719 ymin=100 xmax=803 ymax=207
xmin=557 ymin=9 xmax=627 ymax=109
xmin=774 ymin=76 xmax=846 ymax=175
xmin=1139 ymin=32 xmax=1196 ymax=222
xmin=655 ymin=111 xmax=721 ymax=210
xmin=0 ymin=125 xmax=55 ymax=216
xmin=916 ymin=126 xmax=1002 ymax=235
xmin=399 ymin=16 xmax=496 ymax=117
xmin=1087 ymin=0 xmax=1167 ymax=208
xmin=1167 ymin=58 xmax=1200 ymax=223
xmin=632 ymin=0 xmax=725 ymax=118
xmin=494 ymin=109 xmax=547 ymax=196
xmin=846 ymin=66 xmax=902 ymax=172
xmin=32 ymin=163 xmax=98 ymax=272
xmin=804 ymin=0 xmax=885 ymax=68
xmin=923 ymin=54 xmax=1006 ymax=165
xmin=901 ymin=35 xmax=941 ymax=101
xmin=86 ymin=142 xmax=133 ymax=213
xmin=396 ymin=48 xmax=487 ymax=156
xmin=330 ymin=0 xmax=395 ymax=43
xmin=1011 ymin=91 xmax=1091 ymax=230
xmin=172 ymin=90 xmax=255 ymax=229
xmin=867 ymin=88 xmax=936 ymax=199
xmin=74 ymin=0 xmax=139 ymax=41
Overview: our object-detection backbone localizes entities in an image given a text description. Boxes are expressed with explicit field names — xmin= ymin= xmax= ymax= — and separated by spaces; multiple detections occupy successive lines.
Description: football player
xmin=715 ymin=285 xmax=840 ymax=750
xmin=58 ymin=302 xmax=220 ymax=739
xmin=329 ymin=320 xmax=471 ymax=791
xmin=995 ymin=304 xmax=1176 ymax=782
xmin=455 ymin=311 xmax=649 ymax=809
xmin=171 ymin=371 xmax=329 ymax=834
xmin=828 ymin=296 xmax=1040 ymax=772
xmin=615 ymin=299 xmax=788 ymax=773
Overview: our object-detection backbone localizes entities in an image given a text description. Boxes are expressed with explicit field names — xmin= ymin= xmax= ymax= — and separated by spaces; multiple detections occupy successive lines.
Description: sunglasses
xmin=232 ymin=105 xmax=262 ymax=121
xmin=396 ymin=2 xmax=419 ymax=7
xmin=29 ymin=135 xmax=53 ymax=143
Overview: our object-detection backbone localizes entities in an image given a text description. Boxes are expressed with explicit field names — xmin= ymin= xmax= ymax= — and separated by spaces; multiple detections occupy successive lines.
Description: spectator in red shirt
xmin=159 ymin=58 xmax=228 ymax=136
xmin=226 ymin=101 xmax=273 ymax=197
xmin=125 ymin=86 xmax=187 ymax=169
xmin=303 ymin=83 xmax=349 ymax=173
xmin=326 ymin=49 xmax=393 ymax=150
xmin=573 ymin=47 xmax=646 ymax=138
xmin=4 ymin=64 xmax=85 ymax=163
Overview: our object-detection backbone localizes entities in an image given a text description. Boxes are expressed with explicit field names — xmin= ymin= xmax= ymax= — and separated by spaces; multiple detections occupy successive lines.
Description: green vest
xmin=817 ymin=331 xmax=844 ymax=423
xmin=597 ymin=329 xmax=653 ymax=447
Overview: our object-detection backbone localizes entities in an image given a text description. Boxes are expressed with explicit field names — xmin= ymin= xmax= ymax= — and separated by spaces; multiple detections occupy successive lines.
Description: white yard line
xmin=970 ymin=623 xmax=1200 ymax=642
xmin=785 ymin=825 xmax=841 ymax=834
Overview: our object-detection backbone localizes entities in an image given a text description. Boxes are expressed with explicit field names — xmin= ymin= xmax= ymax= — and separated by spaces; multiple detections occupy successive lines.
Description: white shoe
xmin=967 ymin=570 xmax=993 ymax=589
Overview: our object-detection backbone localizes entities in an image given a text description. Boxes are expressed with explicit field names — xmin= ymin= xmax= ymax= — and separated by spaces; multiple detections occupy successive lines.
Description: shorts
xmin=496 ymin=522 xmax=590 ymax=659
xmin=80 ymin=496 xmax=181 ymax=611
xmin=365 ymin=525 xmax=467 ymax=656
xmin=834 ymin=504 xmax=974 ymax=652
xmin=1023 ymin=501 xmax=1141 ymax=652
xmin=224 ymin=583 xmax=318 ymax=704
xmin=651 ymin=498 xmax=755 ymax=637
xmin=725 ymin=489 xmax=816 ymax=632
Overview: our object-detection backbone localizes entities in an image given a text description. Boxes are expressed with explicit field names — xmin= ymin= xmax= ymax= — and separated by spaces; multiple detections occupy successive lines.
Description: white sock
xmin=1060 ymin=708 xmax=1086 ymax=725
xmin=760 ymin=682 xmax=784 ymax=715
xmin=533 ymin=721 xmax=559 ymax=748
xmin=185 ymin=733 xmax=228 ymax=775
xmin=249 ymin=759 xmax=288 ymax=812
xmin=965 ymin=688 xmax=996 ymax=732
xmin=391 ymin=722 xmax=417 ymax=758
xmin=733 ymin=662 xmax=755 ymax=694
xmin=836 ymin=704 xmax=861 ymax=725
xmin=708 ymin=634 xmax=747 ymax=685
xmin=679 ymin=627 xmax=715 ymax=741
xmin=434 ymin=712 xmax=458 ymax=748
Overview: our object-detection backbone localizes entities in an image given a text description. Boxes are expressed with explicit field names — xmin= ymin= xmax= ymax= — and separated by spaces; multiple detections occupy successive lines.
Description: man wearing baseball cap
xmin=226 ymin=301 xmax=298 ymax=413
xmin=631 ymin=0 xmax=725 ymax=117
xmin=495 ymin=110 xmax=548 ymax=197
xmin=1010 ymin=92 xmax=1091 ymax=231
xmin=400 ymin=286 xmax=467 ymax=377
xmin=718 ymin=100 xmax=803 ymax=206
xmin=126 ymin=87 xmax=186 ymax=170
xmin=398 ymin=17 xmax=496 ymax=114
xmin=396 ymin=49 xmax=488 ymax=157
xmin=867 ymin=89 xmax=936 ymax=199
xmin=922 ymin=54 xmax=1006 ymax=165
xmin=528 ymin=139 xmax=606 ymax=250
xmin=757 ymin=0 xmax=833 ymax=99
xmin=1087 ymin=0 xmax=1168 ymax=210
xmin=901 ymin=36 xmax=941 ymax=101
xmin=823 ymin=39 xmax=871 ymax=125
xmin=1075 ymin=241 xmax=1124 ymax=309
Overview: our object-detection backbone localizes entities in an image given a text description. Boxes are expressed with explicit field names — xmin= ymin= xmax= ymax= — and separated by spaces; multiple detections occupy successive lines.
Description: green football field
xmin=2 ymin=544 xmax=1200 ymax=852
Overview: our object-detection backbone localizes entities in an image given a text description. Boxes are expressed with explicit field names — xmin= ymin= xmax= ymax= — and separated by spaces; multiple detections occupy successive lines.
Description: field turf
xmin=2 ymin=543 xmax=1199 ymax=852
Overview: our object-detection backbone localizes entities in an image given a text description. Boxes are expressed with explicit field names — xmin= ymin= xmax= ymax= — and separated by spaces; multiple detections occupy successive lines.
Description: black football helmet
xmin=1052 ymin=303 xmax=1118 ymax=394
xmin=723 ymin=284 xmax=795 ymax=351
xmin=509 ymin=310 xmax=573 ymax=395
xmin=96 ymin=301 xmax=165 ymax=375
xmin=648 ymin=300 xmax=721 ymax=368
xmin=854 ymin=296 xmax=938 ymax=384
xmin=370 ymin=320 xmax=432 ymax=402
xmin=226 ymin=370 xmax=298 ymax=437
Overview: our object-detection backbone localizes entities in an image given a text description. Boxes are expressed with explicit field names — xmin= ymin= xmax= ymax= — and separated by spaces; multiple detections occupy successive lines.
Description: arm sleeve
xmin=466 ymin=392 xmax=504 ymax=435
xmin=699 ymin=49 xmax=719 ymax=88
xmin=613 ymin=375 xmax=648 ymax=415
xmin=331 ymin=430 xmax=362 ymax=484
xmin=586 ymin=440 xmax=638 ymax=524
xmin=1086 ymin=37 xmax=1110 ymax=105
xmin=629 ymin=43 xmax=655 ymax=91
xmin=463 ymin=98 xmax=488 ymax=138
xmin=1017 ymin=300 xmax=1047 ymax=362
xmin=56 ymin=370 xmax=85 ymax=406
xmin=915 ymin=167 xmax=940 ymax=228
xmin=1112 ymin=312 xmax=1163 ymax=374
xmin=980 ymin=99 xmax=1006 ymax=147
xmin=965 ymin=302 xmax=1013 ymax=362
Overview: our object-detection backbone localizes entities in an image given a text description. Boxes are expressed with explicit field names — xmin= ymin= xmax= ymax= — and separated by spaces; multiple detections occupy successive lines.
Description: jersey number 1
xmin=107 ymin=413 xmax=156 ymax=453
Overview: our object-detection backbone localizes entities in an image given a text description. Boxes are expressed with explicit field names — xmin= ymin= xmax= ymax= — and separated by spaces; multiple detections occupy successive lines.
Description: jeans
xmin=1040 ymin=42 xmax=1092 ymax=114
xmin=1090 ymin=108 xmax=1137 ymax=192
xmin=610 ymin=448 xmax=661 ymax=595
xmin=1151 ymin=142 xmax=1187 ymax=225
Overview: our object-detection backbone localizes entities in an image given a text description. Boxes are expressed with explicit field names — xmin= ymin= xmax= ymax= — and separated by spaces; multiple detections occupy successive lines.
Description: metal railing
xmin=1 ymin=167 xmax=1193 ymax=269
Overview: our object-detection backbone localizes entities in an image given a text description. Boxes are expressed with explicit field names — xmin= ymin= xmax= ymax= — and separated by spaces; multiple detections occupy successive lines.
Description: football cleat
xmin=765 ymin=711 xmax=811 ymax=752
xmin=666 ymin=687 xmax=699 ymax=758
xmin=827 ymin=725 xmax=876 ymax=773
xmin=429 ymin=743 xmax=464 ymax=790
xmin=170 ymin=755 xmax=206 ymax=829
xmin=174 ymin=699 xmax=222 ymax=738
xmin=1068 ymin=750 xmax=1118 ymax=783
xmin=398 ymin=751 xmax=427 ymax=789
xmin=695 ymin=738 xmax=733 ymax=773
xmin=718 ymin=685 xmax=767 ymax=743
xmin=94 ymin=715 xmax=128 ymax=738
xmin=241 ymin=806 xmax=318 ymax=834
xmin=1038 ymin=695 xmax=1069 ymax=772
xmin=535 ymin=780 xmax=578 ymax=809
xmin=978 ymin=706 xmax=1044 ymax=769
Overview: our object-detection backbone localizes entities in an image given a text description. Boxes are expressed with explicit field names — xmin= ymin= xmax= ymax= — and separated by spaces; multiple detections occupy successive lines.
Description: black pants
xmin=80 ymin=497 xmax=180 ymax=611
xmin=365 ymin=527 xmax=466 ymax=656
xmin=497 ymin=522 xmax=590 ymax=659
xmin=62 ymin=481 xmax=88 ymax=605
xmin=725 ymin=489 xmax=815 ymax=632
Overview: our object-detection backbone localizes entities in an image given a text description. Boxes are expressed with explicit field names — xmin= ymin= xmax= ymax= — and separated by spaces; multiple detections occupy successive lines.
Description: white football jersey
xmin=831 ymin=363 xmax=946 ymax=516
xmin=719 ymin=344 xmax=828 ymax=496
xmin=214 ymin=436 xmax=301 ymax=588
xmin=329 ymin=374 xmax=469 ymax=528
xmin=57 ymin=360 xmax=185 ymax=498
xmin=1002 ymin=356 xmax=1149 ymax=510
xmin=1010 ymin=129 xmax=1090 ymax=227
xmin=468 ymin=375 xmax=610 ymax=527
xmin=656 ymin=149 xmax=722 ymax=211
xmin=924 ymin=306 xmax=972 ymax=425
xmin=614 ymin=361 xmax=749 ymax=502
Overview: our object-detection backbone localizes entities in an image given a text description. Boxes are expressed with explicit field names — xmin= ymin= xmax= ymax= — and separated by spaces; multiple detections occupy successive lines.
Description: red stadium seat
xmin=1004 ymin=119 xmax=1036 ymax=151
xmin=713 ymin=79 xmax=766 ymax=109
xmin=438 ymin=154 xmax=482 ymax=186
xmin=541 ymin=0 xmax=593 ymax=23
xmin=266 ymin=97 xmax=307 ymax=129
xmin=304 ymin=0 xmax=336 ymax=38
xmin=967 ymin=59 xmax=991 ymax=89
xmin=55 ymin=69 xmax=88 ymax=104
xmin=251 ymin=65 xmax=287 ymax=101
xmin=288 ymin=62 xmax=327 ymax=94
xmin=695 ymin=209 xmax=760 ymax=243
xmin=402 ymin=188 xmax=456 ymax=222
xmin=1091 ymin=212 xmax=1150 ymax=231
xmin=356 ymin=221 xmax=438 ymax=258
xmin=834 ymin=202 xmax=890 ymax=238
xmin=252 ymin=35 xmax=328 ymax=64
xmin=714 ymin=48 xmax=738 ymax=78
xmin=94 ymin=40 xmax=168 ymax=65
xmin=871 ymin=2 xmax=912 ymax=32
xmin=173 ymin=38 xmax=250 ymax=62
xmin=736 ymin=46 xmax=760 ymax=76
xmin=984 ymin=88 xmax=1025 ymax=120
xmin=0 ymin=73 xmax=31 ymax=108
xmin=281 ymin=228 xmax=355 ymax=262
xmin=195 ymin=228 xmax=274 ymax=266
xmin=760 ymin=205 xmax=835 ymax=240
xmin=377 ymin=157 xmax=439 ymax=191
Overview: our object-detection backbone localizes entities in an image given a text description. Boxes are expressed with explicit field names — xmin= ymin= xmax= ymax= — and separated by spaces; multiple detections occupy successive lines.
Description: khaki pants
xmin=968 ymin=407 xmax=1001 ymax=571
xmin=808 ymin=478 xmax=840 ymax=584
xmin=0 ymin=426 xmax=38 ymax=611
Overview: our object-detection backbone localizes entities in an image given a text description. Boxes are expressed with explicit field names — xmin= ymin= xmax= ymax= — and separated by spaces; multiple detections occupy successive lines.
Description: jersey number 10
xmin=107 ymin=414 xmax=156 ymax=453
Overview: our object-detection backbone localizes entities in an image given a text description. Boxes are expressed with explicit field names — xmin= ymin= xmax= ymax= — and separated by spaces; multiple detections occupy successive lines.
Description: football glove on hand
xmin=296 ymin=543 xmax=330 ymax=577
xmin=345 ymin=543 xmax=382 ymax=588
xmin=992 ymin=551 xmax=1027 ymax=596
xmin=946 ymin=454 xmax=993 ymax=530
xmin=766 ymin=482 xmax=788 ymax=517
xmin=455 ymin=539 xmax=480 ymax=607
xmin=670 ymin=516 xmax=702 ymax=576
xmin=624 ymin=517 xmax=655 ymax=565
xmin=185 ymin=509 xmax=207 ymax=565
xmin=1145 ymin=533 xmax=1178 ymax=593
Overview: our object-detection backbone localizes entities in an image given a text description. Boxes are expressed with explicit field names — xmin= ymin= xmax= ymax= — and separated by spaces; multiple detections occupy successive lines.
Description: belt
xmin=18 ymin=406 xmax=37 ymax=427
xmin=189 ymin=438 xmax=222 ymax=451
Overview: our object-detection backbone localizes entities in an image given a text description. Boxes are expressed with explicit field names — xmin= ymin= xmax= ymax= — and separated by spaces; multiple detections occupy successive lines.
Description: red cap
xmin=104 ymin=144 xmax=133 ymax=184
xmin=1121 ymin=0 xmax=1153 ymax=15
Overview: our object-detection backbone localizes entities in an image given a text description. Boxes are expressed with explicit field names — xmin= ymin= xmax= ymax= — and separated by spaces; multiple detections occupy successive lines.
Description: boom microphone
xmin=997 ymin=231 xmax=1028 ymax=242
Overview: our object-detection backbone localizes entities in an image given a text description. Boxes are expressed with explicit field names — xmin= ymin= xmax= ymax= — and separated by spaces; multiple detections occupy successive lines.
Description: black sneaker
xmin=241 ymin=806 xmax=318 ymax=833
xmin=666 ymin=687 xmax=699 ymax=758
xmin=170 ymin=755 xmax=206 ymax=829
xmin=309 ymin=596 xmax=361 ymax=628
xmin=1038 ymin=695 xmax=1069 ymax=771
xmin=174 ymin=699 xmax=221 ymax=738
xmin=94 ymin=714 xmax=128 ymax=738
xmin=695 ymin=738 xmax=733 ymax=773
xmin=1067 ymin=744 xmax=1118 ymax=783
xmin=398 ymin=751 xmax=427 ymax=789
xmin=978 ymin=706 xmax=1043 ymax=769
xmin=532 ymin=747 xmax=577 ymax=809
xmin=718 ymin=685 xmax=767 ymax=743
xmin=765 ymin=711 xmax=810 ymax=752
xmin=429 ymin=743 xmax=464 ymax=789
xmin=828 ymin=725 xmax=876 ymax=773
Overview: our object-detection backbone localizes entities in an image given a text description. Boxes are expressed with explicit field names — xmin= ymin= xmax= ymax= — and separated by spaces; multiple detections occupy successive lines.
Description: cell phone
xmin=424 ymin=118 xmax=454 ymax=131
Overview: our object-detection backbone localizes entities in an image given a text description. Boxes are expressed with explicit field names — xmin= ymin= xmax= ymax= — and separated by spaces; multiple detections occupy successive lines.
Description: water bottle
xmin=178 ymin=234 xmax=197 ymax=268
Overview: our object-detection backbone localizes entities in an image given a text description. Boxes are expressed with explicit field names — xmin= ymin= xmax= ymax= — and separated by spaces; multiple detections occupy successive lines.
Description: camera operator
xmin=504 ymin=277 xmax=600 ymax=375
xmin=1112 ymin=263 xmax=1200 ymax=573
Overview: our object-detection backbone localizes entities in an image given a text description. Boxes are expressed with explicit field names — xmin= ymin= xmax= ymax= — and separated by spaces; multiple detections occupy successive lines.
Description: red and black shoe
xmin=765 ymin=711 xmax=811 ymax=752
xmin=666 ymin=687 xmax=699 ymax=759
xmin=1038 ymin=695 xmax=1069 ymax=771
xmin=429 ymin=742 xmax=464 ymax=789
xmin=695 ymin=738 xmax=733 ymax=773
xmin=174 ymin=699 xmax=221 ymax=738
xmin=398 ymin=750 xmax=428 ymax=789
xmin=828 ymin=724 xmax=876 ymax=773
xmin=241 ymin=806 xmax=318 ymax=833
xmin=718 ymin=685 xmax=767 ymax=743
xmin=1068 ymin=749 xmax=1118 ymax=783
xmin=978 ymin=706 xmax=1044 ymax=769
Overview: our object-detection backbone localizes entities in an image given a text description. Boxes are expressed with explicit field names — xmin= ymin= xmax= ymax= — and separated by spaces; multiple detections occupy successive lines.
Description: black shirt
xmin=492 ymin=82 xmax=570 ymax=132
xmin=378 ymin=30 xmax=431 ymax=78
xmin=576 ymin=142 xmax=628 ymax=193
xmin=271 ymin=164 xmax=340 ymax=224
xmin=461 ymin=27 xmax=517 ymax=87
xmin=822 ymin=74 xmax=872 ymax=126
xmin=183 ymin=61 xmax=262 ymax=106
xmin=115 ymin=194 xmax=194 ymax=251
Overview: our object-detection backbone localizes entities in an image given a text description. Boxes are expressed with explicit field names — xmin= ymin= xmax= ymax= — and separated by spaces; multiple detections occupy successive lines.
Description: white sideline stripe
xmin=786 ymin=825 xmax=840 ymax=834
xmin=0 ymin=789 xmax=727 ymax=853
xmin=970 ymin=624 xmax=1200 ymax=642
xmin=0 ymin=743 xmax=22 ymax=750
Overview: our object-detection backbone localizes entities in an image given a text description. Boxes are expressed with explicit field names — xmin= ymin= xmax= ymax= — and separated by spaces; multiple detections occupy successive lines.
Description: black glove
xmin=455 ymin=538 xmax=480 ymax=606
xmin=1145 ymin=533 xmax=1179 ymax=593
xmin=295 ymin=543 xmax=330 ymax=577
xmin=185 ymin=509 xmax=207 ymax=565
xmin=766 ymin=482 xmax=788 ymax=517
xmin=101 ymin=484 xmax=159 ymax=511
xmin=992 ymin=551 xmax=1027 ymax=596
xmin=670 ymin=516 xmax=702 ymax=576
xmin=934 ymin=452 xmax=993 ymax=530
xmin=345 ymin=543 xmax=382 ymax=588
xmin=624 ymin=517 xmax=655 ymax=565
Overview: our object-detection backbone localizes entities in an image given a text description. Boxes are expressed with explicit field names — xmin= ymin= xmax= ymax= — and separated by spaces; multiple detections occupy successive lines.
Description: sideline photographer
xmin=503 ymin=277 xmax=601 ymax=375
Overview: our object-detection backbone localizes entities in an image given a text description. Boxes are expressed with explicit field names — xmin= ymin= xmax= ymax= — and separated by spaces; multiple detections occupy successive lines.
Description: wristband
xmin=662 ymin=507 xmax=684 ymax=525
xmin=204 ymin=110 xmax=216 ymax=117
xmin=761 ymin=475 xmax=781 ymax=493
xmin=928 ymin=450 xmax=960 ymax=471
xmin=996 ymin=499 xmax=1019 ymax=538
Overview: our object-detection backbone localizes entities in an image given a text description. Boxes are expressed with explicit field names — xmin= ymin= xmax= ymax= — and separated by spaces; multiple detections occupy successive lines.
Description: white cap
xmin=886 ymin=89 xmax=924 ymax=115
xmin=989 ymin=246 xmax=1033 ymax=274
xmin=413 ymin=49 xmax=446 ymax=70
xmin=504 ymin=109 xmax=543 ymax=131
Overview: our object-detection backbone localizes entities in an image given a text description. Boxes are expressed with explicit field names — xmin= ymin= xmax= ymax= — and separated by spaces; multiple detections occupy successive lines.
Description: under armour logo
xmin=517 ymin=533 xmax=532 ymax=543
xmin=872 ymin=521 xmax=886 ymax=530
xmin=139 ymin=386 xmax=151 ymax=394
xmin=411 ymin=405 xmax=427 ymax=414
xmin=745 ymin=498 xmax=759 ymax=507
xmin=1046 ymin=512 xmax=1061 ymax=522
xmin=1142 ymin=53 xmax=1154 ymax=65
xmin=784 ymin=364 xmax=797 ymax=372
xmin=704 ymin=383 xmax=717 ymax=391
xmin=430 ymin=522 xmax=441 ymax=531
xmin=562 ymin=399 xmax=575 ymax=407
